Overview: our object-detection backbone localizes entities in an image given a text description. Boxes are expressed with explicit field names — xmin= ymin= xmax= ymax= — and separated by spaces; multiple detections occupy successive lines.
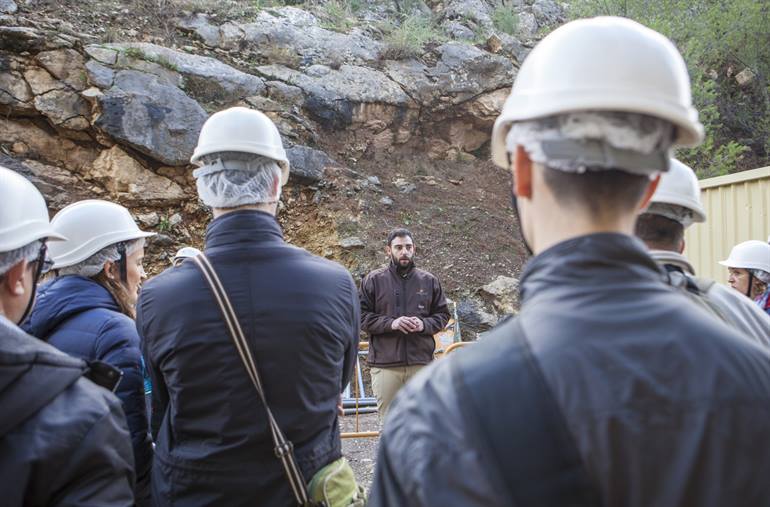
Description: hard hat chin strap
xmin=746 ymin=272 xmax=755 ymax=298
xmin=117 ymin=243 xmax=128 ymax=283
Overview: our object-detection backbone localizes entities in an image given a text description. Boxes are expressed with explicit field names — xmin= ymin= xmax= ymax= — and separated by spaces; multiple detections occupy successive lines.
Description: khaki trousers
xmin=371 ymin=364 xmax=425 ymax=417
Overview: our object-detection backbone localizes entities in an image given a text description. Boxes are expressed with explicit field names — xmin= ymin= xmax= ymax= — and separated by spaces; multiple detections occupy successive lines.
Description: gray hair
xmin=193 ymin=152 xmax=282 ymax=208
xmin=0 ymin=241 xmax=41 ymax=277
xmin=505 ymin=111 xmax=676 ymax=176
xmin=751 ymin=269 xmax=770 ymax=285
xmin=57 ymin=238 xmax=145 ymax=278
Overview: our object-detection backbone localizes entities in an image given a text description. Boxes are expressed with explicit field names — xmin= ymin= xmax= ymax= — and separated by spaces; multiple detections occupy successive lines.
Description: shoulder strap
xmin=668 ymin=271 xmax=730 ymax=324
xmin=192 ymin=254 xmax=311 ymax=506
xmin=452 ymin=319 xmax=600 ymax=506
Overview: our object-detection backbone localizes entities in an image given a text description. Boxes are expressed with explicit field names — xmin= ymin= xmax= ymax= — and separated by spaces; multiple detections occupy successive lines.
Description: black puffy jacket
xmin=370 ymin=233 xmax=770 ymax=507
xmin=0 ymin=315 xmax=135 ymax=506
xmin=137 ymin=210 xmax=359 ymax=507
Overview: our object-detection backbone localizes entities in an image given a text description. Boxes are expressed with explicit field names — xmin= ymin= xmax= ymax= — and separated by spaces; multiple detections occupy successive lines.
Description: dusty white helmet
xmin=190 ymin=107 xmax=290 ymax=185
xmin=0 ymin=166 xmax=65 ymax=252
xmin=647 ymin=158 xmax=706 ymax=226
xmin=48 ymin=200 xmax=155 ymax=269
xmin=491 ymin=16 xmax=704 ymax=169
xmin=172 ymin=246 xmax=201 ymax=266
xmin=719 ymin=240 xmax=770 ymax=273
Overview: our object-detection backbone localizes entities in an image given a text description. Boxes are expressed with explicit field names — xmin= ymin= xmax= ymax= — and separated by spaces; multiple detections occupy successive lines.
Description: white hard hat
xmin=491 ymin=16 xmax=704 ymax=169
xmin=190 ymin=107 xmax=290 ymax=185
xmin=0 ymin=166 xmax=65 ymax=252
xmin=719 ymin=240 xmax=770 ymax=273
xmin=48 ymin=200 xmax=155 ymax=269
xmin=649 ymin=158 xmax=706 ymax=224
xmin=173 ymin=246 xmax=201 ymax=265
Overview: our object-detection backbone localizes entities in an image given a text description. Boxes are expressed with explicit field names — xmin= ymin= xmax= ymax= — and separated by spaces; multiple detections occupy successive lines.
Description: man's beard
xmin=392 ymin=254 xmax=414 ymax=274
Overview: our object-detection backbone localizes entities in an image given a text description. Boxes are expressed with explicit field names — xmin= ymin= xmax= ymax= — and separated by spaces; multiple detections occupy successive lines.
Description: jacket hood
xmin=520 ymin=233 xmax=665 ymax=304
xmin=24 ymin=275 xmax=121 ymax=340
xmin=649 ymin=249 xmax=696 ymax=275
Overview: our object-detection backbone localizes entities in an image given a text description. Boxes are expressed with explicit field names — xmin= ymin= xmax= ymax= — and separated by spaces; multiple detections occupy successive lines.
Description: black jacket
xmin=137 ymin=210 xmax=359 ymax=507
xmin=24 ymin=275 xmax=152 ymax=505
xmin=0 ymin=315 xmax=135 ymax=506
xmin=360 ymin=262 xmax=450 ymax=366
xmin=369 ymin=233 xmax=770 ymax=507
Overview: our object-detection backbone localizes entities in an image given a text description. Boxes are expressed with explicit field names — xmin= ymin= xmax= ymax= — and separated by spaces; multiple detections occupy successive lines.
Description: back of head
xmin=191 ymin=107 xmax=290 ymax=209
xmin=635 ymin=158 xmax=705 ymax=251
xmin=0 ymin=167 xmax=63 ymax=277
xmin=491 ymin=17 xmax=704 ymax=218
xmin=48 ymin=200 xmax=154 ymax=316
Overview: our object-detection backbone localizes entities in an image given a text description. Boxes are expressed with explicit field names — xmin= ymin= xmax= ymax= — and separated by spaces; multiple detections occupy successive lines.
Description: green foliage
xmin=382 ymin=15 xmax=445 ymax=60
xmin=566 ymin=0 xmax=770 ymax=176
xmin=321 ymin=0 xmax=359 ymax=32
xmin=491 ymin=5 xmax=518 ymax=35
xmin=122 ymin=47 xmax=180 ymax=72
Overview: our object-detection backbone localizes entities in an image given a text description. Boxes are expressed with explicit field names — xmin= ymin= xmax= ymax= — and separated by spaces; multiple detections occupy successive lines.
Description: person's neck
xmin=532 ymin=209 xmax=638 ymax=255
xmin=213 ymin=203 xmax=277 ymax=219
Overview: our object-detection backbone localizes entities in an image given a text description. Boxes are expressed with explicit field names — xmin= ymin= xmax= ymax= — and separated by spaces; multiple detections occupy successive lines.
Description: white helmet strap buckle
xmin=540 ymin=139 xmax=670 ymax=175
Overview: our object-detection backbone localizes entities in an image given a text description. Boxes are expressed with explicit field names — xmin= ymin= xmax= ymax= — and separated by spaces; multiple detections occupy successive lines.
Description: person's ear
xmin=103 ymin=260 xmax=117 ymax=280
xmin=678 ymin=238 xmax=686 ymax=255
xmin=2 ymin=260 xmax=28 ymax=296
xmin=638 ymin=174 xmax=661 ymax=211
xmin=513 ymin=145 xmax=533 ymax=200
xmin=385 ymin=244 xmax=392 ymax=257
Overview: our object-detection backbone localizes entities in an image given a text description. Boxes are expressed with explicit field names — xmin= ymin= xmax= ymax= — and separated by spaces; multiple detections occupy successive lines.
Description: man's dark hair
xmin=634 ymin=213 xmax=684 ymax=252
xmin=387 ymin=228 xmax=413 ymax=246
xmin=542 ymin=167 xmax=650 ymax=219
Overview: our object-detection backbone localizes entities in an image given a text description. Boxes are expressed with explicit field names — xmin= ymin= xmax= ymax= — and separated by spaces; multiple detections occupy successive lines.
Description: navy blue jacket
xmin=137 ymin=210 xmax=359 ymax=507
xmin=24 ymin=275 xmax=152 ymax=505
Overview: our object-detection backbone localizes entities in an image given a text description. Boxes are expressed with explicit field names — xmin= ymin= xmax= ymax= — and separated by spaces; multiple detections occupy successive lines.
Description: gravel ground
xmin=340 ymin=413 xmax=381 ymax=493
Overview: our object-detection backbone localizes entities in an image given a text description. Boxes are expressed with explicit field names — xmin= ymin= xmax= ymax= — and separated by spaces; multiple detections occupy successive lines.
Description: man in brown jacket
xmin=359 ymin=228 xmax=450 ymax=416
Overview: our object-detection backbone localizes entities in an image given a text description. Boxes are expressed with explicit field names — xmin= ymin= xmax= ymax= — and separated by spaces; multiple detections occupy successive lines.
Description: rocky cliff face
xmin=0 ymin=0 xmax=564 ymax=335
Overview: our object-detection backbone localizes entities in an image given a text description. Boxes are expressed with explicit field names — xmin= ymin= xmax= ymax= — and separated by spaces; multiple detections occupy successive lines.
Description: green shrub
xmin=491 ymin=6 xmax=518 ymax=35
xmin=321 ymin=0 xmax=358 ymax=32
xmin=565 ymin=0 xmax=769 ymax=174
xmin=383 ymin=15 xmax=444 ymax=60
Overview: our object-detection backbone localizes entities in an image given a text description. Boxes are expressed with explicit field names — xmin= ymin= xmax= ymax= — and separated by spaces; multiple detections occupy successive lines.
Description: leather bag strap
xmin=193 ymin=254 xmax=310 ymax=505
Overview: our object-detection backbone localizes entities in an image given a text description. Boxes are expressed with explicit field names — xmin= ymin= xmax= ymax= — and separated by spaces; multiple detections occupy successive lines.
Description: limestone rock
xmin=102 ymin=43 xmax=265 ymax=104
xmin=0 ymin=117 xmax=98 ymax=174
xmin=85 ymin=46 xmax=118 ymax=65
xmin=176 ymin=13 xmax=220 ymax=47
xmin=0 ymin=155 xmax=90 ymax=210
xmin=286 ymin=145 xmax=337 ymax=184
xmin=259 ymin=64 xmax=412 ymax=131
xmin=385 ymin=42 xmax=514 ymax=109
xmin=532 ymin=0 xmax=564 ymax=28
xmin=90 ymin=146 xmax=186 ymax=203
xmin=443 ymin=20 xmax=476 ymax=41
xmin=181 ymin=7 xmax=383 ymax=68
xmin=478 ymin=275 xmax=519 ymax=314
xmin=0 ymin=0 xmax=17 ymax=14
xmin=23 ymin=67 xmax=65 ymax=95
xmin=136 ymin=212 xmax=160 ymax=227
xmin=34 ymin=89 xmax=91 ymax=130
xmin=393 ymin=177 xmax=416 ymax=193
xmin=95 ymin=70 xmax=207 ymax=166
xmin=36 ymin=49 xmax=88 ymax=91
xmin=339 ymin=236 xmax=365 ymax=249
xmin=85 ymin=60 xmax=115 ymax=89
xmin=0 ymin=26 xmax=47 ymax=52
xmin=443 ymin=0 xmax=493 ymax=32
xmin=0 ymin=69 xmax=34 ymax=112
xmin=517 ymin=11 xmax=538 ymax=38
xmin=457 ymin=298 xmax=498 ymax=332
